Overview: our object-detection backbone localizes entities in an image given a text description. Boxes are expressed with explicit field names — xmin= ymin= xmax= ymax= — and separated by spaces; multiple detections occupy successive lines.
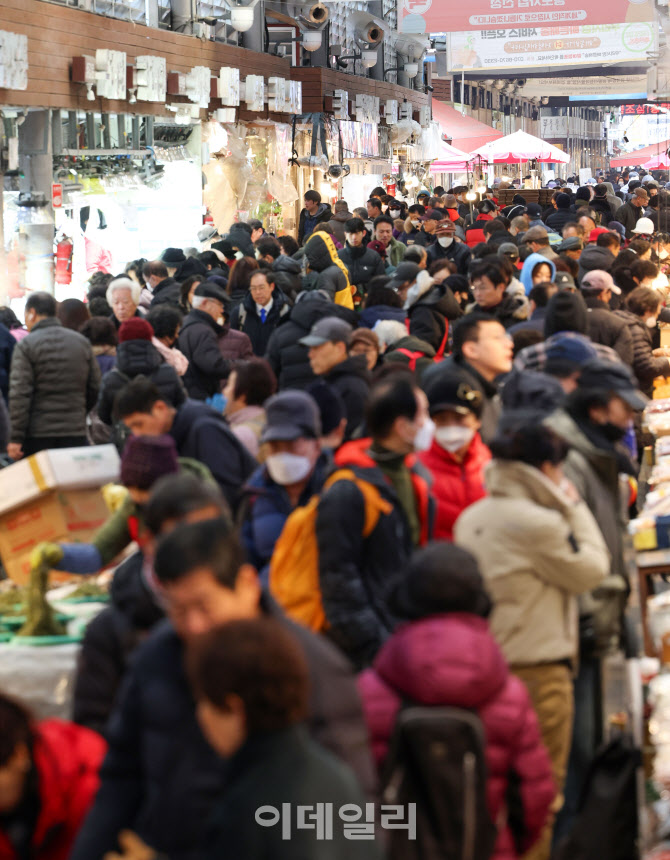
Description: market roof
xmin=429 ymin=139 xmax=473 ymax=172
xmin=610 ymin=139 xmax=670 ymax=168
xmin=431 ymin=100 xmax=503 ymax=154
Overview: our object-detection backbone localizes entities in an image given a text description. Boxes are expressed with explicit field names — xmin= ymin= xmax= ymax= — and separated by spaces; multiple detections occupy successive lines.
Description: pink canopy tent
xmin=643 ymin=154 xmax=670 ymax=170
xmin=469 ymin=129 xmax=570 ymax=164
xmin=429 ymin=140 xmax=475 ymax=173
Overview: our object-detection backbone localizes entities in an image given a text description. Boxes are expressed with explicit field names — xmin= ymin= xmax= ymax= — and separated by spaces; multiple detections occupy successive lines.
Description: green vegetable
xmin=16 ymin=564 xmax=66 ymax=638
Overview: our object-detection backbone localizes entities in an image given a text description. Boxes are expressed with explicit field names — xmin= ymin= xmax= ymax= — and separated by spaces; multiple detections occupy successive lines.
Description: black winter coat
xmin=69 ymin=599 xmax=376 ymax=860
xmin=545 ymin=208 xmax=574 ymax=232
xmin=426 ymin=239 xmax=472 ymax=275
xmin=202 ymin=726 xmax=376 ymax=860
xmin=298 ymin=203 xmax=332 ymax=245
xmin=265 ymin=297 xmax=358 ymax=390
xmin=0 ymin=322 xmax=14 ymax=403
xmin=272 ymin=255 xmax=302 ymax=302
xmin=408 ymin=284 xmax=462 ymax=353
xmin=323 ymin=355 xmax=371 ymax=439
xmin=338 ymin=244 xmax=385 ymax=292
xmin=169 ymin=399 xmax=255 ymax=510
xmin=617 ymin=201 xmax=645 ymax=238
xmin=178 ymin=309 xmax=231 ymax=400
xmin=73 ymin=552 xmax=163 ymax=735
xmin=590 ymin=196 xmax=615 ymax=223
xmin=9 ymin=318 xmax=100 ymax=443
xmin=149 ymin=277 xmax=181 ymax=309
xmin=584 ymin=296 xmax=634 ymax=365
xmin=229 ymin=287 xmax=290 ymax=357
xmin=96 ymin=339 xmax=186 ymax=425
xmin=468 ymin=295 xmax=521 ymax=330
xmin=614 ymin=309 xmax=670 ymax=396
xmin=316 ymin=441 xmax=433 ymax=669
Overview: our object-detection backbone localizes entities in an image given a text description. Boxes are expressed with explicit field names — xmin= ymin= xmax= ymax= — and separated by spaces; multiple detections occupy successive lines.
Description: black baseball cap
xmin=388 ymin=262 xmax=421 ymax=290
xmin=193 ymin=282 xmax=228 ymax=305
xmin=578 ymin=358 xmax=648 ymax=411
xmin=261 ymin=391 xmax=321 ymax=442
xmin=299 ymin=316 xmax=353 ymax=347
xmin=425 ymin=370 xmax=484 ymax=417
xmin=553 ymin=271 xmax=577 ymax=291
xmin=420 ymin=208 xmax=446 ymax=222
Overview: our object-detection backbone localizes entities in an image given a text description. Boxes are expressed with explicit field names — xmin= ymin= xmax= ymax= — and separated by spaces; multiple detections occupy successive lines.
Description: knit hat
xmin=575 ymin=186 xmax=592 ymax=202
xmin=389 ymin=543 xmax=492 ymax=621
xmin=544 ymin=332 xmax=598 ymax=373
xmin=544 ymin=290 xmax=589 ymax=337
xmin=555 ymin=192 xmax=571 ymax=209
xmin=118 ymin=318 xmax=154 ymax=343
xmin=161 ymin=247 xmax=186 ymax=265
xmin=501 ymin=369 xmax=565 ymax=415
xmin=305 ymin=379 xmax=345 ymax=436
xmin=367 ymin=239 xmax=387 ymax=259
xmin=120 ymin=435 xmax=179 ymax=490
xmin=594 ymin=184 xmax=608 ymax=198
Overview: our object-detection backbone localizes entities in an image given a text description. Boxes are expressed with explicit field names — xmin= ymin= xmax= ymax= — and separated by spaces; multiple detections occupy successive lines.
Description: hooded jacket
xmin=96 ymin=339 xmax=186 ymax=425
xmin=407 ymin=283 xmax=462 ymax=353
xmin=69 ymin=601 xmax=375 ymax=860
xmin=577 ymin=244 xmax=615 ymax=282
xmin=178 ymin=309 xmax=231 ymax=400
xmin=73 ymin=551 xmax=164 ymax=735
xmin=455 ymin=459 xmax=609 ymax=666
xmin=519 ymin=253 xmax=556 ymax=295
xmin=603 ymin=182 xmax=622 ymax=213
xmin=338 ymin=243 xmax=385 ymax=292
xmin=265 ymin=295 xmax=358 ymax=390
xmin=227 ymin=223 xmax=254 ymax=257
xmin=272 ymin=255 xmax=302 ymax=302
xmin=229 ymin=286 xmax=290 ymax=357
xmin=358 ymin=614 xmax=555 ymax=860
xmin=316 ymin=439 xmax=434 ymax=668
xmin=298 ymin=202 xmax=333 ymax=244
xmin=419 ymin=432 xmax=490 ymax=540
xmin=303 ymin=233 xmax=354 ymax=308
xmin=0 ymin=720 xmax=106 ymax=860
xmin=614 ymin=308 xmax=670 ymax=396
xmin=326 ymin=209 xmax=354 ymax=244
xmin=324 ymin=354 xmax=371 ymax=439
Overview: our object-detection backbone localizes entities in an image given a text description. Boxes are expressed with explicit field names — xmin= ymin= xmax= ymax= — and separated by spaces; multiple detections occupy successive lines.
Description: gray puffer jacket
xmin=9 ymin=318 xmax=100 ymax=442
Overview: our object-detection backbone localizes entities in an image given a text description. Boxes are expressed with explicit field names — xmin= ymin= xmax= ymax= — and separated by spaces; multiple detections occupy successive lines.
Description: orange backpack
xmin=269 ymin=469 xmax=393 ymax=631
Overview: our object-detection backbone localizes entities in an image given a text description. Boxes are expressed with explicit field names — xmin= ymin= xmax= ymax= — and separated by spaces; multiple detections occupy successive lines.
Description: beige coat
xmin=454 ymin=459 xmax=610 ymax=667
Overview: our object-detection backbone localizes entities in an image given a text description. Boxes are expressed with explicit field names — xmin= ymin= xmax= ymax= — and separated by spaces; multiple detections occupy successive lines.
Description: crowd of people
xmin=0 ymin=167 xmax=660 ymax=859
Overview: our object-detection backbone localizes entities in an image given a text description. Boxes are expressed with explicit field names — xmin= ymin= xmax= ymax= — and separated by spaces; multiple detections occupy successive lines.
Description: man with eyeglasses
xmin=230 ymin=269 xmax=290 ymax=357
xmin=468 ymin=260 xmax=522 ymax=330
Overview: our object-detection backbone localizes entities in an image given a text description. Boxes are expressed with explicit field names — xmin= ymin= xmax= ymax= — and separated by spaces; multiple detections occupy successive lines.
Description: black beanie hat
xmin=556 ymin=192 xmax=571 ymax=209
xmin=575 ymin=186 xmax=591 ymax=202
xmin=389 ymin=542 xmax=492 ymax=621
xmin=544 ymin=290 xmax=589 ymax=337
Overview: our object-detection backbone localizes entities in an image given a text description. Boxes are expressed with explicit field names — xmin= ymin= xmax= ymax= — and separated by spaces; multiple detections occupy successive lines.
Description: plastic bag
xmin=0 ymin=642 xmax=80 ymax=719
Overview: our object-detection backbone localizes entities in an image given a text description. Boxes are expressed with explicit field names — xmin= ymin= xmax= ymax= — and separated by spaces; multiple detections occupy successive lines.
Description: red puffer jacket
xmin=0 ymin=720 xmax=106 ymax=860
xmin=419 ymin=433 xmax=491 ymax=540
xmin=358 ymin=614 xmax=554 ymax=859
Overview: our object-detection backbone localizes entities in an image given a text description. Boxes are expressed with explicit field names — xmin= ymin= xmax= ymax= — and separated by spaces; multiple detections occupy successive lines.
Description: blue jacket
xmin=359 ymin=305 xmax=407 ymax=329
xmin=519 ymin=252 xmax=556 ymax=295
xmin=241 ymin=452 xmax=331 ymax=578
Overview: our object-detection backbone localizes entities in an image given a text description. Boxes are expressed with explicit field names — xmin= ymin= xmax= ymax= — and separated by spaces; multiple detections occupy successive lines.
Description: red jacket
xmin=358 ymin=614 xmax=554 ymax=859
xmin=0 ymin=720 xmax=106 ymax=860
xmin=419 ymin=433 xmax=491 ymax=540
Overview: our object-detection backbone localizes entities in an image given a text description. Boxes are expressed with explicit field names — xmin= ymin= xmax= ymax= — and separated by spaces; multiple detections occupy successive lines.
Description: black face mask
xmin=599 ymin=421 xmax=626 ymax=442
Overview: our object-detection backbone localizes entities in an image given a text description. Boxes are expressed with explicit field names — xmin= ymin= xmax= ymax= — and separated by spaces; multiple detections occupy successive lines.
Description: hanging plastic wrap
xmin=267 ymin=123 xmax=299 ymax=207
xmin=414 ymin=121 xmax=442 ymax=163
xmin=391 ymin=119 xmax=415 ymax=145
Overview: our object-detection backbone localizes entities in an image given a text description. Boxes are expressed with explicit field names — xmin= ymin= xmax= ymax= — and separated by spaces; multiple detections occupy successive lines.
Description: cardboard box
xmin=0 ymin=446 xmax=120 ymax=585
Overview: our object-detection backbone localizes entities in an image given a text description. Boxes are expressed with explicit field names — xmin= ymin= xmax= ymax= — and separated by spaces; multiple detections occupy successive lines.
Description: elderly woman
xmin=106 ymin=277 xmax=142 ymax=329
xmin=614 ymin=285 xmax=670 ymax=396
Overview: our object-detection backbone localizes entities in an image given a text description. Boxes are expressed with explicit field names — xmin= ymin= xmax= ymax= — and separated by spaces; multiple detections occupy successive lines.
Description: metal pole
xmin=461 ymin=69 xmax=465 ymax=116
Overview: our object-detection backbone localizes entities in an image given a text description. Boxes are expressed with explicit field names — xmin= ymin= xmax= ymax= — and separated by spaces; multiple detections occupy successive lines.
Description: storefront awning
xmin=431 ymin=100 xmax=503 ymax=154
xmin=610 ymin=140 xmax=670 ymax=168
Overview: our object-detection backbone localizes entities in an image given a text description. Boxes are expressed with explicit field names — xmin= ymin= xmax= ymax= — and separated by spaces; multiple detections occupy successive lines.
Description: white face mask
xmin=411 ymin=219 xmax=421 ymax=228
xmin=266 ymin=452 xmax=312 ymax=485
xmin=647 ymin=316 xmax=658 ymax=328
xmin=381 ymin=204 xmax=388 ymax=212
xmin=437 ymin=237 xmax=454 ymax=248
xmin=435 ymin=425 xmax=475 ymax=453
xmin=389 ymin=209 xmax=401 ymax=218
xmin=216 ymin=316 xmax=225 ymax=326
xmin=660 ymin=248 xmax=669 ymax=260
xmin=413 ymin=418 xmax=435 ymax=452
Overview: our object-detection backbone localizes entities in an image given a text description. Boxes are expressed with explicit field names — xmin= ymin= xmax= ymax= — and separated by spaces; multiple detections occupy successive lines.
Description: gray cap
xmin=261 ymin=391 xmax=322 ymax=442
xmin=554 ymin=271 xmax=576 ymax=290
xmin=193 ymin=282 xmax=229 ymax=305
xmin=557 ymin=236 xmax=584 ymax=252
xmin=299 ymin=316 xmax=353 ymax=347
xmin=498 ymin=242 xmax=519 ymax=260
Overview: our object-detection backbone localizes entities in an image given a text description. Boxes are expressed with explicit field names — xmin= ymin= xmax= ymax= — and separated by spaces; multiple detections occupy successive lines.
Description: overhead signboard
xmin=521 ymin=74 xmax=646 ymax=98
xmin=447 ymin=22 xmax=654 ymax=71
xmin=401 ymin=0 xmax=654 ymax=34
xmin=620 ymin=102 xmax=670 ymax=115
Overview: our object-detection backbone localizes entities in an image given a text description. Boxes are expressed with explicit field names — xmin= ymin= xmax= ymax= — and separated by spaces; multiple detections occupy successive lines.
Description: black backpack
xmin=381 ymin=705 xmax=497 ymax=860
xmin=553 ymin=734 xmax=640 ymax=860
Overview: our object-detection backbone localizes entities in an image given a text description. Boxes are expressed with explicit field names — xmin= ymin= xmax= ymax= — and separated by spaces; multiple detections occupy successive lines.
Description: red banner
xmin=400 ymin=0 xmax=654 ymax=33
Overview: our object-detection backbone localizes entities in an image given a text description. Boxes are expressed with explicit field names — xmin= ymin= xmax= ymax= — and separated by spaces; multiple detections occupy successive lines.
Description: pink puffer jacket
xmin=358 ymin=613 xmax=555 ymax=859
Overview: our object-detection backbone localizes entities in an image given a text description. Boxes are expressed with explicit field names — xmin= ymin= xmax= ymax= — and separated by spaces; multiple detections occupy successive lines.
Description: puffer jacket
xmin=178 ymin=309 xmax=231 ymax=400
xmin=583 ymin=295 xmax=634 ymax=364
xmin=9 ymin=318 xmax=100 ymax=443
xmin=455 ymin=459 xmax=609 ymax=666
xmin=358 ymin=614 xmax=555 ymax=860
xmin=316 ymin=439 xmax=434 ymax=668
xmin=303 ymin=233 xmax=354 ymax=308
xmin=265 ymin=295 xmax=358 ymax=390
xmin=545 ymin=409 xmax=634 ymax=657
xmin=73 ymin=551 xmax=164 ymax=735
xmin=359 ymin=304 xmax=406 ymax=328
xmin=426 ymin=239 xmax=472 ymax=275
xmin=614 ymin=309 xmax=670 ymax=396
xmin=323 ymin=355 xmax=371 ymax=439
xmin=272 ymin=255 xmax=302 ymax=302
xmin=338 ymin=244 xmax=385 ymax=294
xmin=69 ymin=602 xmax=376 ymax=860
xmin=241 ymin=452 xmax=331 ymax=576
xmin=0 ymin=720 xmax=106 ymax=860
xmin=96 ymin=339 xmax=186 ymax=425
xmin=408 ymin=284 xmax=462 ymax=353
xmin=544 ymin=207 xmax=574 ymax=232
xmin=419 ymin=432 xmax=490 ymax=539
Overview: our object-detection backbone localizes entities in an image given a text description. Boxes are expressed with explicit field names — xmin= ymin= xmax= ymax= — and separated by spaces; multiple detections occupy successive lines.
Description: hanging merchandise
xmin=54 ymin=236 xmax=73 ymax=286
